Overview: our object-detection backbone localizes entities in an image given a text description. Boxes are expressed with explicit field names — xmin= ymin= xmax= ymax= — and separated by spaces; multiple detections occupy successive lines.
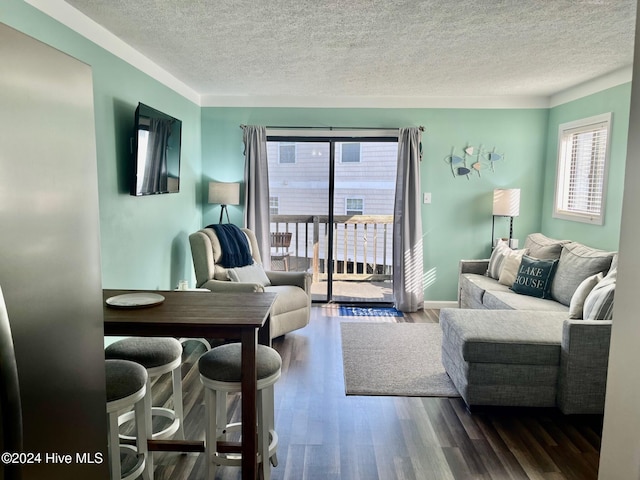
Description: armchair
xmin=189 ymin=227 xmax=311 ymax=339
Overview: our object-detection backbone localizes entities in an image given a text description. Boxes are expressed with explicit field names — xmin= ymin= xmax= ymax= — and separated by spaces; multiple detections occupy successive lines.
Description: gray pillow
xmin=550 ymin=243 xmax=615 ymax=307
xmin=523 ymin=233 xmax=570 ymax=260
xmin=569 ymin=272 xmax=603 ymax=319
xmin=583 ymin=269 xmax=616 ymax=320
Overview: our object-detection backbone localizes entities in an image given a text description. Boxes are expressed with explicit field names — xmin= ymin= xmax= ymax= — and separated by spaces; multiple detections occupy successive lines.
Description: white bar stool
xmin=105 ymin=359 xmax=151 ymax=480
xmin=198 ymin=343 xmax=281 ymax=480
xmin=105 ymin=337 xmax=185 ymax=442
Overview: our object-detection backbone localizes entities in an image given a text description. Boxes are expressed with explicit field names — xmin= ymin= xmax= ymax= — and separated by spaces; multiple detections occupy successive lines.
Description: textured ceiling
xmin=64 ymin=0 xmax=637 ymax=101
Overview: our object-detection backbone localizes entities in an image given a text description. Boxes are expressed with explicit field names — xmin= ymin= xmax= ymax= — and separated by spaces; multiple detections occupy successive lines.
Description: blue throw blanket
xmin=208 ymin=224 xmax=253 ymax=268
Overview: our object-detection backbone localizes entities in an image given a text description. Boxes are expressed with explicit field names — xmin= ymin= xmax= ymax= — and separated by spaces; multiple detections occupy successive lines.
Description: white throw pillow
xmin=498 ymin=249 xmax=527 ymax=286
xmin=569 ymin=272 xmax=603 ymax=319
xmin=227 ymin=262 xmax=271 ymax=286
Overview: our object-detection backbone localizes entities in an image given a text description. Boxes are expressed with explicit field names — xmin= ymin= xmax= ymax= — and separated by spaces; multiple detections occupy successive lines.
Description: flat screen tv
xmin=131 ymin=102 xmax=182 ymax=196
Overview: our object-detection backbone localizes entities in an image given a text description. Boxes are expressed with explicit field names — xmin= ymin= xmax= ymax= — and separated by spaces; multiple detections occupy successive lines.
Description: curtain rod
xmin=239 ymin=125 xmax=424 ymax=131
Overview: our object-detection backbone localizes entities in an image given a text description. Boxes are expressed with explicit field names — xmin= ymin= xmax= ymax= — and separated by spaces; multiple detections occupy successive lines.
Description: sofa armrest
xmin=557 ymin=319 xmax=611 ymax=414
xmin=459 ymin=259 xmax=490 ymax=275
xmin=458 ymin=259 xmax=489 ymax=306
xmin=266 ymin=271 xmax=312 ymax=293
xmin=189 ymin=230 xmax=216 ymax=288
xmin=201 ymin=279 xmax=265 ymax=293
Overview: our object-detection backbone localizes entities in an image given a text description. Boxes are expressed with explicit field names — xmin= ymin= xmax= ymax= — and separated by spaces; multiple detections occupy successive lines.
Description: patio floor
xmin=310 ymin=280 xmax=393 ymax=303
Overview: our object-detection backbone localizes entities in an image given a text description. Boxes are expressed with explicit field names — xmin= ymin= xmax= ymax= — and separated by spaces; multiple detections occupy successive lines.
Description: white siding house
xmin=267 ymin=141 xmax=398 ymax=273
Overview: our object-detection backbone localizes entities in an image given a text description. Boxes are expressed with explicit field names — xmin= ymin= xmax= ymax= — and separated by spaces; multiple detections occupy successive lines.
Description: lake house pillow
xmin=511 ymin=255 xmax=558 ymax=299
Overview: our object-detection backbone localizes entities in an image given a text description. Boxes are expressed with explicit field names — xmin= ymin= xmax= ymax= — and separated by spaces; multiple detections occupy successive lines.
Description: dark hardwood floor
xmin=147 ymin=306 xmax=602 ymax=480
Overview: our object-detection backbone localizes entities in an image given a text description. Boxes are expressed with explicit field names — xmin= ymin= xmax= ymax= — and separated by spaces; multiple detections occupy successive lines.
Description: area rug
xmin=338 ymin=306 xmax=404 ymax=317
xmin=340 ymin=322 xmax=460 ymax=397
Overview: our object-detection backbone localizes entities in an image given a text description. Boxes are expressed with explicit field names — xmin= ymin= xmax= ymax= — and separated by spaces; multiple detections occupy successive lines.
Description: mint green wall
xmin=4 ymin=0 xmax=630 ymax=301
xmin=542 ymin=84 xmax=631 ymax=251
xmin=2 ymin=0 xmax=203 ymax=290
xmin=202 ymin=107 xmax=549 ymax=301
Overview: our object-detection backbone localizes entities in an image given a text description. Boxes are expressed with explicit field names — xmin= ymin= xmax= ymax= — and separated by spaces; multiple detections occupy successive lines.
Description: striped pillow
xmin=583 ymin=269 xmax=616 ymax=320
xmin=486 ymin=241 xmax=510 ymax=279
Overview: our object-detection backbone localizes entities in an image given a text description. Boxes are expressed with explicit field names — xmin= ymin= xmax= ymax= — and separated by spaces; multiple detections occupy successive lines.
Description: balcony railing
xmin=270 ymin=214 xmax=394 ymax=282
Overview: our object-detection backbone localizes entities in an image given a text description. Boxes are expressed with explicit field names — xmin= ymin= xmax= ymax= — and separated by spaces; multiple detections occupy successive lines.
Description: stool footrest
xmin=217 ymin=441 xmax=242 ymax=454
xmin=119 ymin=445 xmax=146 ymax=480
xmin=213 ymin=430 xmax=278 ymax=466
xmin=119 ymin=407 xmax=181 ymax=441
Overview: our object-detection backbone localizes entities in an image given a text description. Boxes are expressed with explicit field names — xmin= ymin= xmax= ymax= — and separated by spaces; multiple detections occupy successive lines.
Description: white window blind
xmin=554 ymin=113 xmax=611 ymax=225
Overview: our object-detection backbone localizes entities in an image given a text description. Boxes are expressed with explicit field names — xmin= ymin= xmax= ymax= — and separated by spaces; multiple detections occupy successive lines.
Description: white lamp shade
xmin=208 ymin=182 xmax=240 ymax=205
xmin=493 ymin=188 xmax=520 ymax=217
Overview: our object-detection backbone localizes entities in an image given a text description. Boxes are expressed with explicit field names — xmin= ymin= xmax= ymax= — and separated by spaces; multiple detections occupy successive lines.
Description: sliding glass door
xmin=266 ymin=136 xmax=398 ymax=303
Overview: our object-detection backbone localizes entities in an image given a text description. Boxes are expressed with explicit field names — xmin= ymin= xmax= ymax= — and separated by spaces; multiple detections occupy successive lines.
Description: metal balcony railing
xmin=270 ymin=214 xmax=394 ymax=282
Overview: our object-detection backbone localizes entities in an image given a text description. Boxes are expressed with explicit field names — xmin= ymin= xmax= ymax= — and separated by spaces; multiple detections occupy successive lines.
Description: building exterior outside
xmin=267 ymin=141 xmax=398 ymax=283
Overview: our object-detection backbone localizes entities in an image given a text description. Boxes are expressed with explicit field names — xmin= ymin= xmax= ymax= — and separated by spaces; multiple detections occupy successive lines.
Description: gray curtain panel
xmin=241 ymin=125 xmax=271 ymax=266
xmin=393 ymin=127 xmax=424 ymax=312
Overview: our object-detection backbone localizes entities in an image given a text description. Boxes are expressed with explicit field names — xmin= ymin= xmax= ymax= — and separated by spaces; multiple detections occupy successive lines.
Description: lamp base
xmin=491 ymin=215 xmax=515 ymax=250
xmin=218 ymin=205 xmax=230 ymax=224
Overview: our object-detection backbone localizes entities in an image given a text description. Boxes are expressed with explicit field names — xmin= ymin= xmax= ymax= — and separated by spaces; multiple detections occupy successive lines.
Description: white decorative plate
xmin=106 ymin=293 xmax=165 ymax=308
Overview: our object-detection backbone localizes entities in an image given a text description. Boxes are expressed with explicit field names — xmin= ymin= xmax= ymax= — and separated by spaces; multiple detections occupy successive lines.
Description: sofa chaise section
xmin=440 ymin=308 xmax=612 ymax=414
xmin=441 ymin=309 xmax=566 ymax=409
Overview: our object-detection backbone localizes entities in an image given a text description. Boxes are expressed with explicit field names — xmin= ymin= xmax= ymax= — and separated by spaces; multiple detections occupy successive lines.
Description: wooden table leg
xmin=241 ymin=328 xmax=258 ymax=480
xmin=258 ymin=314 xmax=271 ymax=347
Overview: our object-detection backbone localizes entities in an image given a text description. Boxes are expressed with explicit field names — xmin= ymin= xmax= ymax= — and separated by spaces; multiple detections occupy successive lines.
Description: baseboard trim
xmin=423 ymin=301 xmax=458 ymax=310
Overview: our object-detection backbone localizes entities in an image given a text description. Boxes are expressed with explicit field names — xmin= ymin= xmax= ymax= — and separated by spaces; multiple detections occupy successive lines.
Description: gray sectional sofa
xmin=440 ymin=233 xmax=617 ymax=414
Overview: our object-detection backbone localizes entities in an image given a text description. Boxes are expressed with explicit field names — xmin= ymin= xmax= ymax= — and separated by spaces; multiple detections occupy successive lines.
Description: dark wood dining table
xmin=102 ymin=289 xmax=278 ymax=480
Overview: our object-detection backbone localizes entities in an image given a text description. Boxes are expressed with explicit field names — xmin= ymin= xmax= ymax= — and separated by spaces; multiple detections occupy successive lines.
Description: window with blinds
xmin=269 ymin=196 xmax=279 ymax=215
xmin=553 ymin=113 xmax=612 ymax=225
xmin=278 ymin=142 xmax=296 ymax=164
xmin=341 ymin=142 xmax=361 ymax=163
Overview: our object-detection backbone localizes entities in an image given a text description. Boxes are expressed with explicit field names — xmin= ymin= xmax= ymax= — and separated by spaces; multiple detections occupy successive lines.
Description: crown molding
xmin=25 ymin=0 xmax=200 ymax=105
xmin=25 ymin=0 xmax=633 ymax=110
xmin=549 ymin=66 xmax=633 ymax=107
xmin=199 ymin=94 xmax=551 ymax=109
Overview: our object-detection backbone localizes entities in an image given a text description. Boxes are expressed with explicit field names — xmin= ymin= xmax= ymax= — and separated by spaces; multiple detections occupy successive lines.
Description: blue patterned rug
xmin=338 ymin=306 xmax=404 ymax=317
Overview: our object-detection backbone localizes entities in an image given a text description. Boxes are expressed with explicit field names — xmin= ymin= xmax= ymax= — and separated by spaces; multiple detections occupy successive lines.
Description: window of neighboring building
xmin=345 ymin=197 xmax=364 ymax=215
xmin=341 ymin=142 xmax=361 ymax=163
xmin=278 ymin=142 xmax=296 ymax=164
xmin=553 ymin=113 xmax=612 ymax=225
xmin=269 ymin=196 xmax=279 ymax=215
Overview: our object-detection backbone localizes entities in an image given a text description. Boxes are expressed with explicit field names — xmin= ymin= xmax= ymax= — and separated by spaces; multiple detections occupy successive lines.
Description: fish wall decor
xmin=445 ymin=145 xmax=504 ymax=179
